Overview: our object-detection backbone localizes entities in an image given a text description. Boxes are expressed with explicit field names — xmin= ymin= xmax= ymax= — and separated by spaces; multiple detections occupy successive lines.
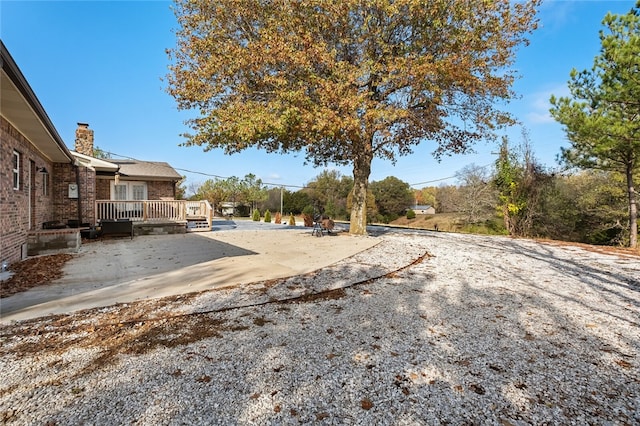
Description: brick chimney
xmin=74 ymin=122 xmax=94 ymax=156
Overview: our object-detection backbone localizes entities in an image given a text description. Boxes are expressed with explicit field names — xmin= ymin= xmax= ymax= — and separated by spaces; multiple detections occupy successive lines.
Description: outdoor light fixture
xmin=36 ymin=166 xmax=49 ymax=174
xmin=114 ymin=172 xmax=120 ymax=185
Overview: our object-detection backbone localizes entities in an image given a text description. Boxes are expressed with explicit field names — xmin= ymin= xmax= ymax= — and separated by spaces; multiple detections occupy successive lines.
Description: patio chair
xmin=312 ymin=215 xmax=335 ymax=237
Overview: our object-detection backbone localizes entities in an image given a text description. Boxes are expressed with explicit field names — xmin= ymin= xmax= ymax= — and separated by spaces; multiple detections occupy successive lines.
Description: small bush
xmin=406 ymin=209 xmax=416 ymax=219
xmin=274 ymin=212 xmax=282 ymax=224
xmin=289 ymin=213 xmax=296 ymax=226
xmin=264 ymin=210 xmax=272 ymax=223
xmin=252 ymin=209 xmax=260 ymax=221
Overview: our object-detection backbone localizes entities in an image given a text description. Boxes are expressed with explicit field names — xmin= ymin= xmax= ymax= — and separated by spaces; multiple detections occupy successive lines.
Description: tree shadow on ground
xmin=2 ymin=233 xmax=638 ymax=424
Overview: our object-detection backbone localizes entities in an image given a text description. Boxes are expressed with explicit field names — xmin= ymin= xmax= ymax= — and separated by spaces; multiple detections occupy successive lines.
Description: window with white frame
xmin=12 ymin=151 xmax=20 ymax=190
xmin=111 ymin=181 xmax=147 ymax=200
xmin=113 ymin=184 xmax=128 ymax=200
xmin=132 ymin=184 xmax=146 ymax=200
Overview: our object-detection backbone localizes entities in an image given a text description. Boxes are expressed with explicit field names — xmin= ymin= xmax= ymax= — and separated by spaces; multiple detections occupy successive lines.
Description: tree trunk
xmin=349 ymin=141 xmax=373 ymax=235
xmin=626 ymin=165 xmax=637 ymax=249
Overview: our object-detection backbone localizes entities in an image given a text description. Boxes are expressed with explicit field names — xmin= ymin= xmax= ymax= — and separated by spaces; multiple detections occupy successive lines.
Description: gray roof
xmin=109 ymin=159 xmax=182 ymax=181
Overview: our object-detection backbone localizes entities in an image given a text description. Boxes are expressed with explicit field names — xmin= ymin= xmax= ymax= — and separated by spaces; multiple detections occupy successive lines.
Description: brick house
xmin=1 ymin=41 xmax=183 ymax=267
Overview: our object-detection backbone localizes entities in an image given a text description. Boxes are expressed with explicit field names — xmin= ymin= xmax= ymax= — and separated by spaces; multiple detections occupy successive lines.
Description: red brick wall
xmin=77 ymin=166 xmax=96 ymax=225
xmin=51 ymin=162 xmax=76 ymax=223
xmin=51 ymin=163 xmax=96 ymax=225
xmin=1 ymin=117 xmax=57 ymax=264
xmin=96 ymin=178 xmax=110 ymax=200
xmin=148 ymin=180 xmax=176 ymax=199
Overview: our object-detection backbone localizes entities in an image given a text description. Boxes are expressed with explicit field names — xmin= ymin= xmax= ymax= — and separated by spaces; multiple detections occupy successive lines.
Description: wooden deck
xmin=96 ymin=200 xmax=212 ymax=231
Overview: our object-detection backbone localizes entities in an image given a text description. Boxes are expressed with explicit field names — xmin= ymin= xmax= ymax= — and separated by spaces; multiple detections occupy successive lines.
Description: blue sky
xmin=1 ymin=0 xmax=636 ymax=192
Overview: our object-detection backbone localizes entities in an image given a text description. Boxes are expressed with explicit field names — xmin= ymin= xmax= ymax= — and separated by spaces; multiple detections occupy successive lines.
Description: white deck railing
xmin=96 ymin=200 xmax=212 ymax=229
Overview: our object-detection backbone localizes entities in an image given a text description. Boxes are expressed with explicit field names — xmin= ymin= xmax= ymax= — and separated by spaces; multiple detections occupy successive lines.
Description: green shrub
xmin=289 ymin=213 xmax=296 ymax=226
xmin=252 ymin=209 xmax=260 ymax=221
xmin=373 ymin=213 xmax=398 ymax=224
xmin=264 ymin=210 xmax=272 ymax=223
xmin=406 ymin=209 xmax=416 ymax=219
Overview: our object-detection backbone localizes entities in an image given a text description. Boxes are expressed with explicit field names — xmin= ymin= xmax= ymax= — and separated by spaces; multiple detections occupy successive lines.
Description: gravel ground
xmin=0 ymin=230 xmax=639 ymax=425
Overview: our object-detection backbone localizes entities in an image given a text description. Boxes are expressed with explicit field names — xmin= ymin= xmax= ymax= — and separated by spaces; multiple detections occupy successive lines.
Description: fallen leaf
xmin=1 ymin=253 xmax=74 ymax=298
xmin=253 ymin=317 xmax=271 ymax=326
xmin=361 ymin=398 xmax=373 ymax=410
xmin=615 ymin=359 xmax=632 ymax=369
xmin=470 ymin=384 xmax=485 ymax=395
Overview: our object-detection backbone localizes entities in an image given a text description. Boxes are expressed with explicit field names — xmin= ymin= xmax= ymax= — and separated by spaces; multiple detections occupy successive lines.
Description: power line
xmin=102 ymin=151 xmax=308 ymax=189
xmin=103 ymin=150 xmax=494 ymax=191
xmin=409 ymin=175 xmax=458 ymax=187
xmin=172 ymin=167 xmax=308 ymax=189
xmin=409 ymin=162 xmax=495 ymax=188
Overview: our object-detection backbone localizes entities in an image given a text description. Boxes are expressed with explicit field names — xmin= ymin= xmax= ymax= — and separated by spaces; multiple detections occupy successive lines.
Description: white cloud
xmin=527 ymin=111 xmax=555 ymax=124
xmin=525 ymin=85 xmax=571 ymax=125
xmin=538 ymin=0 xmax=579 ymax=32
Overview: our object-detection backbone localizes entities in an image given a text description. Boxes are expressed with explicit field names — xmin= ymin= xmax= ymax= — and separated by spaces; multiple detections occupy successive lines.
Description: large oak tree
xmin=550 ymin=2 xmax=640 ymax=248
xmin=166 ymin=0 xmax=540 ymax=234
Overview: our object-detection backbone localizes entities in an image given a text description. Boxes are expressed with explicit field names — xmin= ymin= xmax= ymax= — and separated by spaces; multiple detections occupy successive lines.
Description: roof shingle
xmin=110 ymin=159 xmax=182 ymax=180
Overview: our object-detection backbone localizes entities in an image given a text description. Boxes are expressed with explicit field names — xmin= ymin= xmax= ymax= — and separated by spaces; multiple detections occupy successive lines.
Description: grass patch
xmin=391 ymin=213 xmax=506 ymax=235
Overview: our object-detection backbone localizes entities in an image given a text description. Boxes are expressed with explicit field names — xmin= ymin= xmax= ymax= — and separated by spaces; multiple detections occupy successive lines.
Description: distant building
xmin=220 ymin=201 xmax=239 ymax=216
xmin=411 ymin=205 xmax=436 ymax=215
